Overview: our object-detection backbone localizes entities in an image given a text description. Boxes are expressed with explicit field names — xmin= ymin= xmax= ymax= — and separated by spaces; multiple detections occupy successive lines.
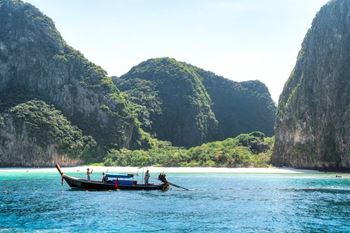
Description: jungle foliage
xmin=104 ymin=132 xmax=274 ymax=167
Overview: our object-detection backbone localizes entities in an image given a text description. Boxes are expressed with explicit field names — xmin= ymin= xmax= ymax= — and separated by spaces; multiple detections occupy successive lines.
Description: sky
xmin=24 ymin=0 xmax=329 ymax=102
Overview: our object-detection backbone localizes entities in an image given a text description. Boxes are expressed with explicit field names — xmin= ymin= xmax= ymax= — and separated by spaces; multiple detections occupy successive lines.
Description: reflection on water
xmin=0 ymin=172 xmax=350 ymax=232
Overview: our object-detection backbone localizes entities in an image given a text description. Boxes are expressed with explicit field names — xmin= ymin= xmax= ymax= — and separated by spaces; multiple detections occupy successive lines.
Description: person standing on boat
xmin=144 ymin=170 xmax=150 ymax=185
xmin=86 ymin=168 xmax=93 ymax=181
xmin=102 ymin=172 xmax=108 ymax=182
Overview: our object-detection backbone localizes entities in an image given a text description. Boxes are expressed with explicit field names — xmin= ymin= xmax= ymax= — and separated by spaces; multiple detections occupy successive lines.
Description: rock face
xmin=273 ymin=0 xmax=350 ymax=170
xmin=196 ymin=69 xmax=276 ymax=140
xmin=116 ymin=58 xmax=276 ymax=147
xmin=0 ymin=100 xmax=93 ymax=166
xmin=117 ymin=58 xmax=218 ymax=147
xmin=0 ymin=0 xmax=144 ymax=166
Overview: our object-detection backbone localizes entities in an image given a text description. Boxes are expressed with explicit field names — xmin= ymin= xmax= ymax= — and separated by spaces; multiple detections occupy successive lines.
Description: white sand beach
xmin=0 ymin=166 xmax=321 ymax=174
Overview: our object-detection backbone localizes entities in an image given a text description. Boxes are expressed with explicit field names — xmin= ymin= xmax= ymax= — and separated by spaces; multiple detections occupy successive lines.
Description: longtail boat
xmin=55 ymin=164 xmax=169 ymax=191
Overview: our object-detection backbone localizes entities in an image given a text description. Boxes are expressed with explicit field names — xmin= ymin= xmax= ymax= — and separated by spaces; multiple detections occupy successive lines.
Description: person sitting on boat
xmin=144 ymin=170 xmax=150 ymax=185
xmin=86 ymin=168 xmax=93 ymax=181
xmin=102 ymin=172 xmax=108 ymax=183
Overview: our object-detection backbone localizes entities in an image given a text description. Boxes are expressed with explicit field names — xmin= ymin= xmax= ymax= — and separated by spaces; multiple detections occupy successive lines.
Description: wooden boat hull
xmin=62 ymin=174 xmax=169 ymax=191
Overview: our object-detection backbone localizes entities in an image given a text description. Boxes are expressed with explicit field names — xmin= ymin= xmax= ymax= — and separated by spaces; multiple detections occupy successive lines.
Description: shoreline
xmin=0 ymin=166 xmax=322 ymax=174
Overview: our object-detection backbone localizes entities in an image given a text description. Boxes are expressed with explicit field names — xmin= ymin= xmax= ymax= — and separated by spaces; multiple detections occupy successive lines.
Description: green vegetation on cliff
xmin=116 ymin=57 xmax=276 ymax=147
xmin=6 ymin=100 xmax=96 ymax=157
xmin=195 ymin=68 xmax=276 ymax=140
xmin=0 ymin=0 xmax=146 ymax=165
xmin=104 ymin=132 xmax=273 ymax=167
xmin=116 ymin=58 xmax=218 ymax=147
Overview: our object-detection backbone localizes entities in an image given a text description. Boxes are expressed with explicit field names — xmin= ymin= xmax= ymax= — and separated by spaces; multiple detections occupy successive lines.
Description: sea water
xmin=0 ymin=171 xmax=350 ymax=232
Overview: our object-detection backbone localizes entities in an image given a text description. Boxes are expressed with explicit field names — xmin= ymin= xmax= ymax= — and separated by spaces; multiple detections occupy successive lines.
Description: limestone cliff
xmin=273 ymin=0 xmax=350 ymax=170
xmin=195 ymin=69 xmax=276 ymax=140
xmin=116 ymin=58 xmax=276 ymax=147
xmin=0 ymin=100 xmax=94 ymax=166
xmin=0 ymin=0 xmax=144 ymax=166
xmin=116 ymin=58 xmax=218 ymax=147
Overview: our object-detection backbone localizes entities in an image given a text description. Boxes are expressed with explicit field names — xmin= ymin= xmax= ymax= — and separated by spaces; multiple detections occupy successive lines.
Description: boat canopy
xmin=106 ymin=174 xmax=134 ymax=179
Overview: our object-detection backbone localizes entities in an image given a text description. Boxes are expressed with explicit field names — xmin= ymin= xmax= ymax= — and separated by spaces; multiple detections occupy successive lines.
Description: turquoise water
xmin=1 ymin=171 xmax=350 ymax=232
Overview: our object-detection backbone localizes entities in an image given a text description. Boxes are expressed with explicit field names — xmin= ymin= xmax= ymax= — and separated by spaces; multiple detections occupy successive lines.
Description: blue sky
xmin=24 ymin=0 xmax=329 ymax=102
